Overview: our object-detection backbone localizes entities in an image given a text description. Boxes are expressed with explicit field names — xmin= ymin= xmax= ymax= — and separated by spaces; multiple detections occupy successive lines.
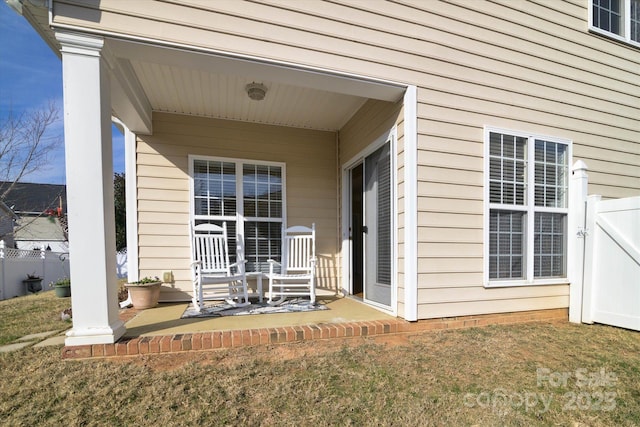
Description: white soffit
xmin=129 ymin=60 xmax=368 ymax=131
xmin=106 ymin=39 xmax=404 ymax=131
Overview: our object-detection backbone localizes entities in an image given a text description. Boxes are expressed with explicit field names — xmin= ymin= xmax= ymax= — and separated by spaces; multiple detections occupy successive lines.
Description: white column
xmin=56 ymin=32 xmax=126 ymax=345
xmin=568 ymin=160 xmax=589 ymax=323
xmin=124 ymin=124 xmax=139 ymax=283
xmin=112 ymin=118 xmax=139 ymax=283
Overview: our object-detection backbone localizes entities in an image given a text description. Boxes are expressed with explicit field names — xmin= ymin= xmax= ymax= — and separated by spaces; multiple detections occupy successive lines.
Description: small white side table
xmin=246 ymin=272 xmax=264 ymax=302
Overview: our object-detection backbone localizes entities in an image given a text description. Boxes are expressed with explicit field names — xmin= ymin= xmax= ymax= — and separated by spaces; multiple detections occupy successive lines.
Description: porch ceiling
xmin=128 ymin=58 xmax=367 ymax=131
xmin=105 ymin=39 xmax=405 ymax=134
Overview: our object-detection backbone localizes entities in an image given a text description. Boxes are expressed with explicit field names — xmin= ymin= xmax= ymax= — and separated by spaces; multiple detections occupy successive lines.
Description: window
xmin=191 ymin=156 xmax=284 ymax=273
xmin=590 ymin=0 xmax=640 ymax=46
xmin=484 ymin=128 xmax=570 ymax=286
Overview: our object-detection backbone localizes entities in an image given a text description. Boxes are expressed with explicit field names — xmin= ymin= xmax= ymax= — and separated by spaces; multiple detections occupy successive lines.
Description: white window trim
xmin=588 ymin=0 xmax=640 ymax=48
xmin=483 ymin=126 xmax=573 ymax=288
xmin=188 ymin=154 xmax=287 ymax=266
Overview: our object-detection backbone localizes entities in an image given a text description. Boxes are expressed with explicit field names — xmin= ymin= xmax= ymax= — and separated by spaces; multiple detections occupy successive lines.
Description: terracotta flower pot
xmin=125 ymin=282 xmax=162 ymax=309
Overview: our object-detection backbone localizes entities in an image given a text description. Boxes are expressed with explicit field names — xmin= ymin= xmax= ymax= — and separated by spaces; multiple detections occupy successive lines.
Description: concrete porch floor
xmin=122 ymin=295 xmax=394 ymax=338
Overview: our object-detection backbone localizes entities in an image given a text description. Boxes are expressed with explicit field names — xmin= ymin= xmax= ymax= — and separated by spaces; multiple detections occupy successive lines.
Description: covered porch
xmin=55 ymin=30 xmax=417 ymax=346
xmin=61 ymin=295 xmax=405 ymax=358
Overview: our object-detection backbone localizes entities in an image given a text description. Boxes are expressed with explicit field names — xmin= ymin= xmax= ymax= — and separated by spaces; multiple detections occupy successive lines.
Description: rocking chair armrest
xmin=229 ymin=259 xmax=247 ymax=268
xmin=191 ymin=261 xmax=202 ymax=278
xmin=267 ymin=259 xmax=281 ymax=274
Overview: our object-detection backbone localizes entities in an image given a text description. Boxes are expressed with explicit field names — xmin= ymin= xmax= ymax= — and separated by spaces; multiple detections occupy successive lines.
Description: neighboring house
xmin=0 ymin=201 xmax=18 ymax=249
xmin=12 ymin=0 xmax=639 ymax=346
xmin=14 ymin=216 xmax=68 ymax=253
xmin=0 ymin=182 xmax=68 ymax=252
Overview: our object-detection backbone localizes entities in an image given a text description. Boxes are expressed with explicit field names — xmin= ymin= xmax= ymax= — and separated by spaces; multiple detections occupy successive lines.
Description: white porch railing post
xmin=568 ymin=160 xmax=589 ymax=323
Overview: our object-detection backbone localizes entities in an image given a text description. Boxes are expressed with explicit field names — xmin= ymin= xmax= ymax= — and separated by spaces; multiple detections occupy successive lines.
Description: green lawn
xmin=0 ymin=291 xmax=71 ymax=345
xmin=1 ymin=292 xmax=638 ymax=426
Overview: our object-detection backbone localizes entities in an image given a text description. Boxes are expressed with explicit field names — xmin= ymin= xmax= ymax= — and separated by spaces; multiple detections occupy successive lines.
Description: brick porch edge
xmin=62 ymin=308 xmax=568 ymax=359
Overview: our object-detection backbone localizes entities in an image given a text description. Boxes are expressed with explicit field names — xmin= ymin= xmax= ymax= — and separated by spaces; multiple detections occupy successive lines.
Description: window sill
xmin=484 ymin=279 xmax=569 ymax=289
xmin=588 ymin=27 xmax=640 ymax=50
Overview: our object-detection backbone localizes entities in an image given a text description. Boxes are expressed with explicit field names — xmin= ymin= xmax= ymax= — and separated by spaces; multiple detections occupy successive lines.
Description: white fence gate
xmin=570 ymin=162 xmax=640 ymax=331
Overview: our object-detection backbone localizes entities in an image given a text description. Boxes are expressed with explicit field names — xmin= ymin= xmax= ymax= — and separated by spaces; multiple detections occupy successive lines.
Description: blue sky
xmin=0 ymin=2 xmax=125 ymax=185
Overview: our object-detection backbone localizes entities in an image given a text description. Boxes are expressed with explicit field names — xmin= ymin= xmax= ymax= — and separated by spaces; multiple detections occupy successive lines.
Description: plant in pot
xmin=51 ymin=278 xmax=71 ymax=298
xmin=23 ymin=273 xmax=43 ymax=293
xmin=124 ymin=276 xmax=162 ymax=309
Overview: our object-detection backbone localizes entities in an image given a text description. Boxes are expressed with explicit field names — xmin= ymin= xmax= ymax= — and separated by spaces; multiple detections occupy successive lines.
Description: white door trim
xmin=341 ymin=127 xmax=397 ymax=316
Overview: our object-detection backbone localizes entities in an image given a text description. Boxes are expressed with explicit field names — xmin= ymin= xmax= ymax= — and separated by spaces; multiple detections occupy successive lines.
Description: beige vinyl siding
xmin=137 ymin=112 xmax=338 ymax=299
xmin=53 ymin=0 xmax=639 ymax=317
xmin=339 ymin=100 xmax=402 ymax=164
xmin=419 ymin=294 xmax=570 ymax=319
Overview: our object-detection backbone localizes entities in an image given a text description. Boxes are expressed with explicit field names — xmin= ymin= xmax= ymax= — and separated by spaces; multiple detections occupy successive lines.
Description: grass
xmin=1 ymin=293 xmax=639 ymax=426
xmin=0 ymin=291 xmax=72 ymax=345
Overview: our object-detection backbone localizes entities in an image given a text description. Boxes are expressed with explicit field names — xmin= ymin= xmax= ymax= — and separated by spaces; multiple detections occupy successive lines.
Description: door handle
xmin=362 ymin=225 xmax=368 ymax=234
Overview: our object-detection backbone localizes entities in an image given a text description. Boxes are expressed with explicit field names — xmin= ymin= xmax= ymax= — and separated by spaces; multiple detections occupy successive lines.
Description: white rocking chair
xmin=191 ymin=222 xmax=250 ymax=312
xmin=267 ymin=224 xmax=316 ymax=305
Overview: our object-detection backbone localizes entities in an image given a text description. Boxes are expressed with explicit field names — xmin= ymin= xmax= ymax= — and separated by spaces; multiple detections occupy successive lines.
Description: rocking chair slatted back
xmin=193 ymin=223 xmax=231 ymax=275
xmin=285 ymin=233 xmax=315 ymax=273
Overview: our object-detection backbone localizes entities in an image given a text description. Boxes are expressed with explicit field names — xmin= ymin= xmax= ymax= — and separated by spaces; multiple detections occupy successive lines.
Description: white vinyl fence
xmin=570 ymin=162 xmax=640 ymax=331
xmin=0 ymin=241 xmax=70 ymax=301
xmin=116 ymin=250 xmax=128 ymax=279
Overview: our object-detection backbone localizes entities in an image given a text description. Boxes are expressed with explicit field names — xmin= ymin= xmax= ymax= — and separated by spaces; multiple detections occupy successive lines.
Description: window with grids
xmin=192 ymin=157 xmax=283 ymax=273
xmin=590 ymin=0 xmax=640 ymax=46
xmin=242 ymin=164 xmax=283 ymax=272
xmin=486 ymin=130 xmax=569 ymax=284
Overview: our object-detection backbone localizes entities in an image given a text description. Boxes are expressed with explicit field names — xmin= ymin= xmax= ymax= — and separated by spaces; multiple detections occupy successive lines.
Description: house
xmin=11 ymin=0 xmax=639 ymax=346
xmin=0 ymin=182 xmax=68 ymax=252
xmin=0 ymin=200 xmax=18 ymax=249
xmin=13 ymin=216 xmax=67 ymax=253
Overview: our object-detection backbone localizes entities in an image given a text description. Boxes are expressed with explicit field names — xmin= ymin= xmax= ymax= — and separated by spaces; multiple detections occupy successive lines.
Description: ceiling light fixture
xmin=245 ymin=82 xmax=267 ymax=101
